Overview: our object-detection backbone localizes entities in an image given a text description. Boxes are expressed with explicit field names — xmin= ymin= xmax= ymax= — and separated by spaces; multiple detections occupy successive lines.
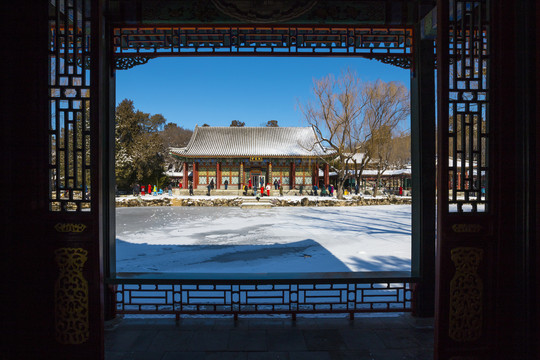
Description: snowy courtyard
xmin=116 ymin=205 xmax=411 ymax=273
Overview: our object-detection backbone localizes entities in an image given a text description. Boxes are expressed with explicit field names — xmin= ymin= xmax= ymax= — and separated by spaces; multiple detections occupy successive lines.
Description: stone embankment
xmin=116 ymin=196 xmax=411 ymax=207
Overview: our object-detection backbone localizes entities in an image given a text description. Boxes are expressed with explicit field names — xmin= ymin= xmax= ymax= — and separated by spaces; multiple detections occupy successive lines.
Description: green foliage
xmin=115 ymin=99 xmax=167 ymax=191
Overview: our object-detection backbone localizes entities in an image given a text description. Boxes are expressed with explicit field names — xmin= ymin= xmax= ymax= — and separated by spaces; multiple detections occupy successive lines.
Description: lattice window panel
xmin=222 ymin=165 xmax=239 ymax=185
xmin=112 ymin=26 xmax=413 ymax=69
xmin=48 ymin=0 xmax=93 ymax=212
xmin=275 ymin=166 xmax=290 ymax=186
xmin=114 ymin=280 xmax=413 ymax=316
xmin=447 ymin=0 xmax=489 ymax=213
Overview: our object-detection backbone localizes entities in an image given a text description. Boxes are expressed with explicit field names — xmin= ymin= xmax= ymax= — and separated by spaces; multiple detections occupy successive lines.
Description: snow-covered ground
xmin=116 ymin=205 xmax=411 ymax=273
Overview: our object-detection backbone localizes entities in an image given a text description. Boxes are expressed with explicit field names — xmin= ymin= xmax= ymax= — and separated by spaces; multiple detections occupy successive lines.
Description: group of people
xmin=132 ymin=183 xmax=174 ymax=196
xmin=243 ymin=181 xmax=283 ymax=197
xmin=298 ymin=184 xmax=334 ymax=197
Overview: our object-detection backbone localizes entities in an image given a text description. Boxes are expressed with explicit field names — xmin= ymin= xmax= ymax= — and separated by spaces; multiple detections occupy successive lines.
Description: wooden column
xmin=324 ymin=163 xmax=330 ymax=186
xmin=193 ymin=162 xmax=199 ymax=189
xmin=267 ymin=162 xmax=272 ymax=185
xmin=313 ymin=162 xmax=319 ymax=187
xmin=182 ymin=162 xmax=188 ymax=189
xmin=239 ymin=162 xmax=244 ymax=189
xmin=216 ymin=162 xmax=221 ymax=189
xmin=411 ymin=15 xmax=436 ymax=318
xmin=290 ymin=161 xmax=296 ymax=188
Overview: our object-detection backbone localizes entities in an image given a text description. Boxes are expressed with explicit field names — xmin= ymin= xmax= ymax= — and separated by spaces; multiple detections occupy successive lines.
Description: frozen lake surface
xmin=116 ymin=205 xmax=411 ymax=273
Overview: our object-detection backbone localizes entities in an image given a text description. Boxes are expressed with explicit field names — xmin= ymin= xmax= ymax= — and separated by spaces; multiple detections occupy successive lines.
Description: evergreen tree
xmin=115 ymin=99 xmax=167 ymax=191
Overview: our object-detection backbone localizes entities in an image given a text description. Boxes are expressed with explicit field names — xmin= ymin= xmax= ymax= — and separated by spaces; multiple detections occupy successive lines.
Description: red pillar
xmin=312 ymin=162 xmax=318 ymax=186
xmin=182 ymin=162 xmax=188 ymax=189
xmin=324 ymin=163 xmax=330 ymax=186
xmin=290 ymin=161 xmax=296 ymax=188
xmin=216 ymin=162 xmax=221 ymax=189
xmin=240 ymin=162 xmax=244 ymax=189
xmin=193 ymin=162 xmax=199 ymax=189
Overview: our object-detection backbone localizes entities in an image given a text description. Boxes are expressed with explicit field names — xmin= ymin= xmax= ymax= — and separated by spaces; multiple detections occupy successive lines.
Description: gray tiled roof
xmin=170 ymin=126 xmax=330 ymax=158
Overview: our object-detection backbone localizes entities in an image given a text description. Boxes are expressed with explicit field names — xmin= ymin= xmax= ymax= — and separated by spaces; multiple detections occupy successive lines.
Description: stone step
xmin=240 ymin=196 xmax=274 ymax=209
xmin=240 ymin=202 xmax=274 ymax=209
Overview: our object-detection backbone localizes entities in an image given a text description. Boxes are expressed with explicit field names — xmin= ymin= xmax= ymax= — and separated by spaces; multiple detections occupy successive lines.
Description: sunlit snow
xmin=116 ymin=205 xmax=411 ymax=273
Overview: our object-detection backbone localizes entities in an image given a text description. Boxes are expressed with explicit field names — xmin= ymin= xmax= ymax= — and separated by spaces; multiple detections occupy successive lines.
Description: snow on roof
xmin=335 ymin=153 xmax=367 ymax=163
xmin=164 ymin=170 xmax=193 ymax=177
xmin=170 ymin=126 xmax=331 ymax=158
xmin=327 ymin=168 xmax=411 ymax=177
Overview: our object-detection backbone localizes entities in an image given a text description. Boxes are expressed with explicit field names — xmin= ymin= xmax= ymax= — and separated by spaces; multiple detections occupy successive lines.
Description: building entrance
xmin=250 ymin=170 xmax=265 ymax=190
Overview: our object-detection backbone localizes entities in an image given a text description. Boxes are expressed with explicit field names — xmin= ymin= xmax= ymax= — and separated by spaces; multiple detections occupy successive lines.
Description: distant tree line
xmin=115 ymin=99 xmax=192 ymax=191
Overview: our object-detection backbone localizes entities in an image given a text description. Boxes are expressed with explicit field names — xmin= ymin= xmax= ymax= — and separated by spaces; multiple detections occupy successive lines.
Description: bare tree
xmin=300 ymin=69 xmax=366 ymax=199
xmin=353 ymin=80 xmax=410 ymax=193
xmin=160 ymin=122 xmax=193 ymax=170
xmin=301 ymin=70 xmax=409 ymax=199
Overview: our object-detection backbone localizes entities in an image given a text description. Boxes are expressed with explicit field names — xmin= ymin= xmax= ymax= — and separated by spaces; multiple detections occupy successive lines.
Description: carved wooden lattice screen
xmin=436 ymin=0 xmax=492 ymax=357
xmin=112 ymin=26 xmax=413 ymax=70
xmin=445 ymin=0 xmax=489 ymax=213
xmin=49 ymin=0 xmax=93 ymax=212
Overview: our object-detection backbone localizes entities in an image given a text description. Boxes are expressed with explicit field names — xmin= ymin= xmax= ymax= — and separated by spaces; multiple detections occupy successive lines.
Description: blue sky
xmin=115 ymin=57 xmax=410 ymax=130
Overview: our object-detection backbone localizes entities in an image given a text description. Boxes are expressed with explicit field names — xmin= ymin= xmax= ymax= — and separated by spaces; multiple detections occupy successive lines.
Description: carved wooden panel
xmin=48 ymin=0 xmax=93 ymax=212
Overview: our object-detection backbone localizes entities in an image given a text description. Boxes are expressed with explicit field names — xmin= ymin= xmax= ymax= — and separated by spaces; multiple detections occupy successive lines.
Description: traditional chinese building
xmin=170 ymin=126 xmax=332 ymax=190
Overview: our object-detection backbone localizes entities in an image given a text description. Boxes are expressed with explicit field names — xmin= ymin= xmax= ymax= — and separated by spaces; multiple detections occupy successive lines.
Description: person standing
xmin=167 ymin=183 xmax=172 ymax=196
xmin=189 ymin=182 xmax=194 ymax=196
xmin=248 ymin=178 xmax=252 ymax=189
xmin=224 ymin=179 xmax=229 ymax=190
xmin=321 ymin=186 xmax=327 ymax=197
xmin=266 ymin=183 xmax=271 ymax=196
xmin=274 ymin=179 xmax=278 ymax=190
xmin=141 ymin=185 xmax=145 ymax=196
xmin=399 ymin=186 xmax=403 ymax=196
xmin=260 ymin=184 xmax=265 ymax=197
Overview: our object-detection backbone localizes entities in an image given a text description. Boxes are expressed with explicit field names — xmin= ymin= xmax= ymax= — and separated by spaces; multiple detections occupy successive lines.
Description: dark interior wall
xmin=2 ymin=2 xmax=52 ymax=357
xmin=491 ymin=0 xmax=538 ymax=358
